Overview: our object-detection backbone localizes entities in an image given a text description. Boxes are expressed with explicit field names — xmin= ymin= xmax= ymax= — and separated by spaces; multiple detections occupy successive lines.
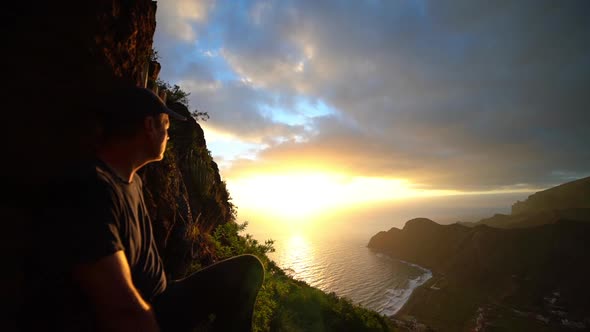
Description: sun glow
xmin=226 ymin=171 xmax=453 ymax=223
xmin=281 ymin=234 xmax=314 ymax=282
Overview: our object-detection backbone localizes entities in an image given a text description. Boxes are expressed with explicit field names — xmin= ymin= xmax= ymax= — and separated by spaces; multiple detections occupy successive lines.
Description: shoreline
xmin=390 ymin=259 xmax=433 ymax=316
xmin=392 ymin=270 xmax=439 ymax=317
xmin=373 ymin=252 xmax=433 ymax=317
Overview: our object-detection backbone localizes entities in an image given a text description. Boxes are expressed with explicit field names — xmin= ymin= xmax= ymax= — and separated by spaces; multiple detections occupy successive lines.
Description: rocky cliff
xmin=368 ymin=179 xmax=590 ymax=330
xmin=13 ymin=0 xmax=233 ymax=284
xmin=140 ymin=100 xmax=235 ymax=277
xmin=10 ymin=2 xmax=157 ymax=184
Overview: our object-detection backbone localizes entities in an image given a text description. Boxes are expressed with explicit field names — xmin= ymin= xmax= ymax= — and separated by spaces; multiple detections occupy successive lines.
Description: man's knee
xmin=237 ymin=254 xmax=264 ymax=275
xmin=234 ymin=254 xmax=264 ymax=286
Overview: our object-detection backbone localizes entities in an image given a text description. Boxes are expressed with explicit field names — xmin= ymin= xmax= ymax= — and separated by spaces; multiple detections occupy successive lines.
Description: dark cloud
xmin=184 ymin=78 xmax=307 ymax=142
xmin=156 ymin=0 xmax=590 ymax=190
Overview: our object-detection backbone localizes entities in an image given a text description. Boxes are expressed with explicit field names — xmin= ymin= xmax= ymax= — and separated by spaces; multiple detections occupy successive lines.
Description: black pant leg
xmin=154 ymin=254 xmax=264 ymax=332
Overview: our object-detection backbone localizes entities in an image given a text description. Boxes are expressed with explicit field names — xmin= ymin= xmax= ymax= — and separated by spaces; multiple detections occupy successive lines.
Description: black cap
xmin=103 ymin=86 xmax=188 ymax=121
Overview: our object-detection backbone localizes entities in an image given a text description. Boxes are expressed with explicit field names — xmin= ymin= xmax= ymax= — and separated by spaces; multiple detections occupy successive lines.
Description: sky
xmin=154 ymin=0 xmax=590 ymax=228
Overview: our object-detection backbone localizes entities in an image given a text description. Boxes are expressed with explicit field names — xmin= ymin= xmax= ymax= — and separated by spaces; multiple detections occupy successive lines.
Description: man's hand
xmin=72 ymin=250 xmax=160 ymax=332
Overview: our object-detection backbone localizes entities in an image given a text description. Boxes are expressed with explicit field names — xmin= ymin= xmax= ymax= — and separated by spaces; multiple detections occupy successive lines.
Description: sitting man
xmin=27 ymin=86 xmax=264 ymax=331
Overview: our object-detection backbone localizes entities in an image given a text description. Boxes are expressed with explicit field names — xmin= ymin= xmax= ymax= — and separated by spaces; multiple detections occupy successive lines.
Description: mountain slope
xmin=512 ymin=176 xmax=590 ymax=215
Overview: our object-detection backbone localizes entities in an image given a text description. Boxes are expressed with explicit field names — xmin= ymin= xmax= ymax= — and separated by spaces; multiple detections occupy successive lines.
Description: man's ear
xmin=143 ymin=116 xmax=156 ymax=136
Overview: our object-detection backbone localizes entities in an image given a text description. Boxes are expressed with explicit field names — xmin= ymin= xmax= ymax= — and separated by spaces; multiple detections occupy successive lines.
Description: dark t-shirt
xmin=69 ymin=159 xmax=167 ymax=299
xmin=24 ymin=159 xmax=166 ymax=331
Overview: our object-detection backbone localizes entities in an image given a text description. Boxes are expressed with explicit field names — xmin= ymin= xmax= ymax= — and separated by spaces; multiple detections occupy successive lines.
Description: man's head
xmin=97 ymin=86 xmax=186 ymax=163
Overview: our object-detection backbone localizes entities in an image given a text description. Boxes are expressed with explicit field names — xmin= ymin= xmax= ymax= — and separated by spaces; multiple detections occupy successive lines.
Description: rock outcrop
xmin=10 ymin=1 xmax=157 ymax=185
xmin=141 ymin=101 xmax=235 ymax=277
xmin=14 ymin=0 xmax=234 ymax=287
xmin=9 ymin=3 xmax=158 ymax=330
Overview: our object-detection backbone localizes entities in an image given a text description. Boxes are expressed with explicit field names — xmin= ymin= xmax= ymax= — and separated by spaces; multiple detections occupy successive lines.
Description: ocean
xmin=264 ymin=232 xmax=432 ymax=316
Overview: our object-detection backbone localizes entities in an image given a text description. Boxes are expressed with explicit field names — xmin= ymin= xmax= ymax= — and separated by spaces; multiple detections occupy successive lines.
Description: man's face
xmin=146 ymin=113 xmax=170 ymax=161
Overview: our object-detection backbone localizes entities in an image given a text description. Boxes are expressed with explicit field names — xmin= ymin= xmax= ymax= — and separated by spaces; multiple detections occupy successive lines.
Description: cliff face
xmin=10 ymin=3 xmax=159 ymax=327
xmin=11 ymin=1 xmax=157 ymax=185
xmin=369 ymin=218 xmax=590 ymax=328
xmin=141 ymin=101 xmax=235 ymax=277
xmin=16 ymin=0 xmax=233 ymax=280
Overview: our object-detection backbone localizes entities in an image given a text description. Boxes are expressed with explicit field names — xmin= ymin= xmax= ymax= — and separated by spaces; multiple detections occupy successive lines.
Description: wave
xmin=376 ymin=258 xmax=432 ymax=316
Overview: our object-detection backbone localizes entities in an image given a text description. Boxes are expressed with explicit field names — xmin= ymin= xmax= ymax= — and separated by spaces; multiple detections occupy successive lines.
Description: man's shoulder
xmin=70 ymin=160 xmax=111 ymax=184
xmin=94 ymin=163 xmax=119 ymax=187
xmin=42 ymin=160 xmax=123 ymax=226
xmin=63 ymin=160 xmax=120 ymax=202
xmin=132 ymin=172 xmax=143 ymax=187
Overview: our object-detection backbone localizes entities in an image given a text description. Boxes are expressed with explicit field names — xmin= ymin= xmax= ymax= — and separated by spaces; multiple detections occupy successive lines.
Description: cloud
xmin=225 ymin=114 xmax=587 ymax=191
xmin=155 ymin=0 xmax=215 ymax=41
xmin=155 ymin=0 xmax=590 ymax=190
xmin=176 ymin=75 xmax=308 ymax=144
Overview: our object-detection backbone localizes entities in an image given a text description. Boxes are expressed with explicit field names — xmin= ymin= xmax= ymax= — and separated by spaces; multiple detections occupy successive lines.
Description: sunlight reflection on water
xmin=279 ymin=234 xmax=316 ymax=285
xmin=267 ymin=232 xmax=430 ymax=316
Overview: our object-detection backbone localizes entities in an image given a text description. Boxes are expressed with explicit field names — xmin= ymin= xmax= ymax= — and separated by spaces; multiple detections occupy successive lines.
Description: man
xmin=26 ymin=86 xmax=264 ymax=331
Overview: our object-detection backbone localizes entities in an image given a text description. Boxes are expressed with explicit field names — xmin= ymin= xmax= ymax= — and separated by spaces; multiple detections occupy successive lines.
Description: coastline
xmin=372 ymin=252 xmax=433 ymax=317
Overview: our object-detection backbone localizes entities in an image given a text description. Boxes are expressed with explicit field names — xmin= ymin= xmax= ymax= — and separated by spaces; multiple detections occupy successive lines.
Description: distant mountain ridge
xmin=512 ymin=176 xmax=590 ymax=215
xmin=462 ymin=176 xmax=590 ymax=229
xmin=368 ymin=177 xmax=590 ymax=331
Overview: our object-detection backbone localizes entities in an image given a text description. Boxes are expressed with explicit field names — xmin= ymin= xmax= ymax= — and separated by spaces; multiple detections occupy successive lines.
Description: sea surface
xmin=264 ymin=232 xmax=432 ymax=316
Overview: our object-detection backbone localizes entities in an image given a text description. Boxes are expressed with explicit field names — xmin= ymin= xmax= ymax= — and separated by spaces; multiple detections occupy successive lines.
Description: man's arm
xmin=72 ymin=250 xmax=160 ymax=332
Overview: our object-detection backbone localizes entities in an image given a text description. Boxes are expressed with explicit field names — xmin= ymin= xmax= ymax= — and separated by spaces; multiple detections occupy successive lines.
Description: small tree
xmin=156 ymin=79 xmax=190 ymax=106
xmin=149 ymin=48 xmax=160 ymax=62
xmin=155 ymin=78 xmax=209 ymax=122
xmin=192 ymin=109 xmax=210 ymax=122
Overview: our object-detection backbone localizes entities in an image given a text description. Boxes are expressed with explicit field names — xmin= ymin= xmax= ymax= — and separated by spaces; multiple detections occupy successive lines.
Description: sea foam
xmin=377 ymin=259 xmax=432 ymax=316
